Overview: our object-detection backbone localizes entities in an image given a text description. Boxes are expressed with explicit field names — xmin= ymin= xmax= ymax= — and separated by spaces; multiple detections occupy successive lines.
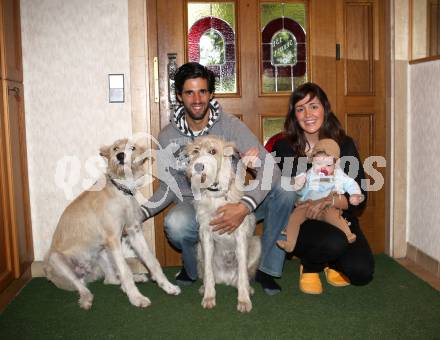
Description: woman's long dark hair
xmin=284 ymin=82 xmax=346 ymax=156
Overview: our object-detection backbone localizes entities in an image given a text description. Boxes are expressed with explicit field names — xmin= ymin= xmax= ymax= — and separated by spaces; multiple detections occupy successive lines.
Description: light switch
xmin=109 ymin=74 xmax=124 ymax=103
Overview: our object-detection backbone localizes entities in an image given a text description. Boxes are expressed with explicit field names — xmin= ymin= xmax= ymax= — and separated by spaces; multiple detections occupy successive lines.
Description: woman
xmin=273 ymin=82 xmax=374 ymax=294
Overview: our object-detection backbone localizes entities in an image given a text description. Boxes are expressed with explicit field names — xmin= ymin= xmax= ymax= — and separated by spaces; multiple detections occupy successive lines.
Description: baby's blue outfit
xmin=297 ymin=168 xmax=361 ymax=202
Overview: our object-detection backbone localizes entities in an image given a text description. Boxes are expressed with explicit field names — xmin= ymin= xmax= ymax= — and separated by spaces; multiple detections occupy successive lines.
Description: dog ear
xmin=223 ymin=142 xmax=237 ymax=157
xmin=139 ymin=147 xmax=150 ymax=164
xmin=99 ymin=145 xmax=111 ymax=160
xmin=185 ymin=143 xmax=199 ymax=160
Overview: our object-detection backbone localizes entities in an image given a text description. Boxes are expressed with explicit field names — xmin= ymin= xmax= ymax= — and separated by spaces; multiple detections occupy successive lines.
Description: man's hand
xmin=240 ymin=147 xmax=259 ymax=169
xmin=210 ymin=202 xmax=250 ymax=234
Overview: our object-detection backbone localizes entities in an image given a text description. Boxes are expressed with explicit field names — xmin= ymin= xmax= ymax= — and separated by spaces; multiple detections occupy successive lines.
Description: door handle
xmin=8 ymin=86 xmax=20 ymax=96
xmin=336 ymin=44 xmax=341 ymax=61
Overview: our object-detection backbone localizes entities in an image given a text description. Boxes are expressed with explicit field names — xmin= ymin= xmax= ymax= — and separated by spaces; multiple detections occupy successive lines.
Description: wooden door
xmin=1 ymin=0 xmax=23 ymax=82
xmin=0 ymin=80 xmax=14 ymax=292
xmin=4 ymin=81 xmax=33 ymax=277
xmin=147 ymin=0 xmax=386 ymax=265
xmin=335 ymin=0 xmax=386 ymax=253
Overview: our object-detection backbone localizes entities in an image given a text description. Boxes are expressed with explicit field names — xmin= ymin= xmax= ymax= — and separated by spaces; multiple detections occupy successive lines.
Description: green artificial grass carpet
xmin=1 ymin=254 xmax=439 ymax=339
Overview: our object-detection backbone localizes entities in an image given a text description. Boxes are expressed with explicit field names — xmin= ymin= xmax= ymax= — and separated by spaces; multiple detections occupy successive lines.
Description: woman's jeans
xmin=164 ymin=179 xmax=296 ymax=280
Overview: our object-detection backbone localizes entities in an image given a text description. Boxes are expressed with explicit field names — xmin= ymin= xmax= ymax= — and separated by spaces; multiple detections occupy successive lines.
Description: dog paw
xmin=198 ymin=285 xmax=205 ymax=296
xmin=133 ymin=273 xmax=149 ymax=283
xmin=201 ymin=296 xmax=216 ymax=309
xmin=237 ymin=299 xmax=252 ymax=313
xmin=161 ymin=282 xmax=181 ymax=295
xmin=249 ymin=286 xmax=255 ymax=295
xmin=79 ymin=292 xmax=94 ymax=310
xmin=129 ymin=294 xmax=151 ymax=308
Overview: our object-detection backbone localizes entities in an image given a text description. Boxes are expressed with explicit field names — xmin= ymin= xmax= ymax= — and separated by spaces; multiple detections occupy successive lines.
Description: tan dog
xmin=186 ymin=136 xmax=261 ymax=313
xmin=44 ymin=138 xmax=180 ymax=310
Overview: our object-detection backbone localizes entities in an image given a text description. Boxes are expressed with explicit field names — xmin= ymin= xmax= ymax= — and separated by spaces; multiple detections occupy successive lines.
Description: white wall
xmin=21 ymin=0 xmax=133 ymax=260
xmin=408 ymin=60 xmax=440 ymax=261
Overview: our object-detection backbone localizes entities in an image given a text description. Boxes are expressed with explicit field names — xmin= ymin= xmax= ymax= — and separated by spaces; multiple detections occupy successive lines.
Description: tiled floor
xmin=396 ymin=258 xmax=440 ymax=292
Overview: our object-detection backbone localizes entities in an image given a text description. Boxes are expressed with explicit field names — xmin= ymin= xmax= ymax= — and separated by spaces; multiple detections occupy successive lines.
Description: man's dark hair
xmin=174 ymin=62 xmax=216 ymax=94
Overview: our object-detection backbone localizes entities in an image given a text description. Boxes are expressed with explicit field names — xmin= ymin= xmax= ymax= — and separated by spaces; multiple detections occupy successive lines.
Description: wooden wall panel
xmin=345 ymin=112 xmax=375 ymax=209
xmin=345 ymin=112 xmax=374 ymax=161
xmin=345 ymin=112 xmax=376 ymax=237
xmin=344 ymin=2 xmax=373 ymax=95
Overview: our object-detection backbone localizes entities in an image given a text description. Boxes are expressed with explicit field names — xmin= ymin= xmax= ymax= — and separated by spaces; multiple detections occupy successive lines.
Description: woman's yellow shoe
xmin=324 ymin=267 xmax=350 ymax=287
xmin=299 ymin=265 xmax=323 ymax=294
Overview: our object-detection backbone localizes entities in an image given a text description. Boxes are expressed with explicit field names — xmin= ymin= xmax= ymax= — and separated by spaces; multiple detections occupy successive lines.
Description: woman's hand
xmin=303 ymin=198 xmax=331 ymax=219
xmin=296 ymin=197 xmax=330 ymax=219
xmin=296 ymin=193 xmax=349 ymax=219
xmin=331 ymin=193 xmax=348 ymax=210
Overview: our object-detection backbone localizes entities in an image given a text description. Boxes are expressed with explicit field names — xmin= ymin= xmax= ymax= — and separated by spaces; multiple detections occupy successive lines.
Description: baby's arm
xmin=342 ymin=175 xmax=365 ymax=205
xmin=336 ymin=170 xmax=365 ymax=206
xmin=293 ymin=173 xmax=307 ymax=191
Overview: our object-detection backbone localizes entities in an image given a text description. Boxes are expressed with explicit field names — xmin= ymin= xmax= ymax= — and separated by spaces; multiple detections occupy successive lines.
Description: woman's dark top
xmin=272 ymin=135 xmax=367 ymax=223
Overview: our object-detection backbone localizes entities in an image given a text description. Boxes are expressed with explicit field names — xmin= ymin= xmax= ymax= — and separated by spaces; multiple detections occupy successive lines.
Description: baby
xmin=277 ymin=139 xmax=364 ymax=253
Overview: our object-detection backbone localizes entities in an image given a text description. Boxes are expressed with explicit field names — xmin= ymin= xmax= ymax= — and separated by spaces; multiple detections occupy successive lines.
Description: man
xmin=140 ymin=62 xmax=295 ymax=295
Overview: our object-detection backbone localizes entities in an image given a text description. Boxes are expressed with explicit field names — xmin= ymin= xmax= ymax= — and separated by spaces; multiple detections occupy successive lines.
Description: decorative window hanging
xmin=187 ymin=2 xmax=237 ymax=94
xmin=260 ymin=2 xmax=308 ymax=94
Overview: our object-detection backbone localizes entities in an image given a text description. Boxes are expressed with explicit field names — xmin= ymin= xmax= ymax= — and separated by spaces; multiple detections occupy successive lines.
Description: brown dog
xmin=44 ymin=138 xmax=180 ymax=309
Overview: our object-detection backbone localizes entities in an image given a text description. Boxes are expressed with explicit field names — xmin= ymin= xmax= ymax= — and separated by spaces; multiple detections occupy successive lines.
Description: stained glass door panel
xmin=260 ymin=2 xmax=308 ymax=94
xmin=187 ymin=2 xmax=237 ymax=94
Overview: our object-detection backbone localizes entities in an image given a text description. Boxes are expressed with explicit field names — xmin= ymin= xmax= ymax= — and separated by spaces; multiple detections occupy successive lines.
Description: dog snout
xmin=116 ymin=152 xmax=125 ymax=164
xmin=193 ymin=162 xmax=204 ymax=173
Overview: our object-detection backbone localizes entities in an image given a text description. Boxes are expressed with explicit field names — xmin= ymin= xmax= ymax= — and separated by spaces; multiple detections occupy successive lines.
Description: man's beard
xmin=185 ymin=105 xmax=210 ymax=121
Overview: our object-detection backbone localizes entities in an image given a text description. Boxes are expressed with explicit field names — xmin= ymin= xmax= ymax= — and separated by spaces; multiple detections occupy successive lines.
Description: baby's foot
xmin=347 ymin=233 xmax=357 ymax=244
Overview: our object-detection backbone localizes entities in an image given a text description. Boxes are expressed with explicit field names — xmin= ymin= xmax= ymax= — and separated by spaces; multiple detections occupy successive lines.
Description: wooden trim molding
xmin=406 ymin=243 xmax=440 ymax=278
xmin=409 ymin=55 xmax=440 ymax=64
xmin=0 ymin=266 xmax=31 ymax=313
xmin=409 ymin=0 xmax=440 ymax=63
xmin=127 ymin=0 xmax=156 ymax=253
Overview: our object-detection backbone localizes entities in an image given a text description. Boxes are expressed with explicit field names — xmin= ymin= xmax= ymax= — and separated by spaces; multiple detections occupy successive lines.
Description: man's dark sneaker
xmin=255 ymin=269 xmax=281 ymax=295
xmin=175 ymin=266 xmax=196 ymax=286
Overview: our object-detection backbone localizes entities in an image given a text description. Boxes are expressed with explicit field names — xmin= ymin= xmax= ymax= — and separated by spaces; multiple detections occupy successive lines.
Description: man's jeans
xmin=164 ymin=180 xmax=297 ymax=280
